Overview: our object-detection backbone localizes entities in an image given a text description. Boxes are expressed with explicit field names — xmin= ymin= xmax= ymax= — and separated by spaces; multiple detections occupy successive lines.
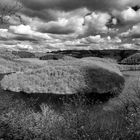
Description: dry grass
xmin=1 ymin=57 xmax=140 ymax=140
xmin=0 ymin=58 xmax=47 ymax=74
xmin=1 ymin=58 xmax=124 ymax=95
xmin=0 ymin=70 xmax=140 ymax=140
xmin=118 ymin=64 xmax=140 ymax=71
xmin=0 ymin=91 xmax=140 ymax=140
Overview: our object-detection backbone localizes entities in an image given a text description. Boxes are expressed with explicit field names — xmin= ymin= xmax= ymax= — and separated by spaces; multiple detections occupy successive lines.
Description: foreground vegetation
xmin=0 ymin=50 xmax=140 ymax=139
xmin=0 ymin=80 xmax=140 ymax=140
xmin=1 ymin=57 xmax=124 ymax=94
xmin=0 ymin=70 xmax=139 ymax=139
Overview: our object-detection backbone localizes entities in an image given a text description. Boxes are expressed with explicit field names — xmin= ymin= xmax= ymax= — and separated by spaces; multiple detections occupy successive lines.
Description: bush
xmin=1 ymin=58 xmax=140 ymax=140
xmin=1 ymin=93 xmax=140 ymax=140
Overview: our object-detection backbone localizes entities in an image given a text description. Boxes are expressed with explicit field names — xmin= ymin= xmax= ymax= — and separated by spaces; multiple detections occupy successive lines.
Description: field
xmin=0 ymin=59 xmax=139 ymax=140
xmin=0 ymin=51 xmax=140 ymax=140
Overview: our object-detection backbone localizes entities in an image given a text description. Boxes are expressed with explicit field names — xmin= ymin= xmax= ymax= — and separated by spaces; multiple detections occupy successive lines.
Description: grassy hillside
xmin=0 ymin=71 xmax=140 ymax=140
xmin=0 ymin=50 xmax=140 ymax=139
xmin=120 ymin=53 xmax=140 ymax=65
xmin=12 ymin=51 xmax=35 ymax=58
xmin=1 ymin=57 xmax=124 ymax=95
xmin=39 ymin=53 xmax=64 ymax=60
xmin=50 ymin=49 xmax=139 ymax=62
xmin=0 ymin=49 xmax=20 ymax=60
xmin=0 ymin=57 xmax=47 ymax=74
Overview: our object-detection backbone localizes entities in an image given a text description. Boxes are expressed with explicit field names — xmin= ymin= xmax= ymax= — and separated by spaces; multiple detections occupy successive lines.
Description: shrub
xmin=1 ymin=58 xmax=140 ymax=140
xmin=0 ymin=102 xmax=65 ymax=140
xmin=1 ymin=93 xmax=140 ymax=140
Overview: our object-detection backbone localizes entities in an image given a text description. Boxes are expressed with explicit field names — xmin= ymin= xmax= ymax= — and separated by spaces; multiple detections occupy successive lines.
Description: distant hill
xmin=41 ymin=49 xmax=140 ymax=62
xmin=120 ymin=53 xmax=140 ymax=65
xmin=12 ymin=51 xmax=35 ymax=58
xmin=0 ymin=49 xmax=20 ymax=60
xmin=39 ymin=53 xmax=64 ymax=60
xmin=0 ymin=49 xmax=138 ymax=62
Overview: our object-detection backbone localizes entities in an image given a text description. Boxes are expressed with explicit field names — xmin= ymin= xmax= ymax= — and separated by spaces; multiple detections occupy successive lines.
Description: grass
xmin=118 ymin=64 xmax=140 ymax=71
xmin=0 ymin=90 xmax=140 ymax=140
xmin=121 ymin=53 xmax=140 ymax=65
xmin=0 ymin=57 xmax=48 ymax=74
xmin=0 ymin=58 xmax=140 ymax=140
xmin=1 ymin=58 xmax=124 ymax=94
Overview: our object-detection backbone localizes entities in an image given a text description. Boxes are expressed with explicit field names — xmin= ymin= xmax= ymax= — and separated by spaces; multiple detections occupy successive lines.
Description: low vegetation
xmin=121 ymin=53 xmax=140 ymax=65
xmin=0 ymin=58 xmax=44 ymax=74
xmin=0 ymin=81 xmax=140 ymax=140
xmin=118 ymin=64 xmax=140 ymax=71
xmin=1 ymin=58 xmax=124 ymax=95
xmin=39 ymin=53 xmax=64 ymax=60
xmin=51 ymin=49 xmax=139 ymax=62
xmin=0 ymin=50 xmax=140 ymax=139
xmin=12 ymin=51 xmax=35 ymax=58
xmin=0 ymin=49 xmax=20 ymax=60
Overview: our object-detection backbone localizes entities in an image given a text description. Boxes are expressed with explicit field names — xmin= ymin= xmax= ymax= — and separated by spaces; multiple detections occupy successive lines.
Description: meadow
xmin=0 ymin=51 xmax=140 ymax=140
xmin=0 ymin=70 xmax=139 ymax=140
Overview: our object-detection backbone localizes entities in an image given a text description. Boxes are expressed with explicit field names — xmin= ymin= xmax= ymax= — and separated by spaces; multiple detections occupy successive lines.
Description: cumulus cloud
xmin=84 ymin=35 xmax=121 ymax=44
xmin=37 ymin=17 xmax=84 ymax=35
xmin=14 ymin=10 xmax=86 ymax=36
xmin=61 ymin=35 xmax=122 ymax=50
xmin=9 ymin=24 xmax=52 ymax=40
xmin=0 ymin=0 xmax=139 ymax=50
xmin=120 ymin=23 xmax=140 ymax=38
xmin=18 ymin=10 xmax=113 ymax=37
xmin=38 ymin=11 xmax=113 ymax=37
xmin=86 ymin=35 xmax=104 ymax=43
xmin=113 ymin=7 xmax=140 ymax=23
xmin=83 ymin=12 xmax=111 ymax=36
xmin=121 ymin=8 xmax=140 ymax=22
xmin=0 ymin=28 xmax=16 ymax=40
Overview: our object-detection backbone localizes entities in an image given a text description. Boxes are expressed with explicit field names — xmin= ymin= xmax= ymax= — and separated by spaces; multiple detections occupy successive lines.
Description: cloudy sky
xmin=0 ymin=0 xmax=140 ymax=51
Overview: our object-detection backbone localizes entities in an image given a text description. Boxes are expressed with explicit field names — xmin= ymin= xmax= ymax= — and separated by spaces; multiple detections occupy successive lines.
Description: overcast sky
xmin=0 ymin=0 xmax=140 ymax=51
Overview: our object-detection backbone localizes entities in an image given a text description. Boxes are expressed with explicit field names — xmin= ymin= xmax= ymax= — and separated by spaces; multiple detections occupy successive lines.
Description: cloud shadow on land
xmin=9 ymin=91 xmax=118 ymax=111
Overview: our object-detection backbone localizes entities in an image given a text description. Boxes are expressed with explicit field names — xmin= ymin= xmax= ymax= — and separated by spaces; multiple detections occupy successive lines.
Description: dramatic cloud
xmin=83 ymin=12 xmax=111 ymax=36
xmin=113 ymin=7 xmax=140 ymax=24
xmin=120 ymin=23 xmax=140 ymax=38
xmin=37 ymin=16 xmax=84 ymax=35
xmin=0 ymin=0 xmax=139 ymax=51
xmin=21 ymin=0 xmax=140 ymax=12
xmin=18 ymin=10 xmax=112 ymax=37
xmin=9 ymin=24 xmax=52 ymax=40
xmin=0 ymin=29 xmax=16 ymax=40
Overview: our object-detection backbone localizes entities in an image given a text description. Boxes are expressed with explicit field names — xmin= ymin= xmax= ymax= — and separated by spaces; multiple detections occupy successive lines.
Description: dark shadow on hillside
xmin=0 ymin=73 xmax=120 ymax=112
xmin=8 ymin=91 xmax=117 ymax=111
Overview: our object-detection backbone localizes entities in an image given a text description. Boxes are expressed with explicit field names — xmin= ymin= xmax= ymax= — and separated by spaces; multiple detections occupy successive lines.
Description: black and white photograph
xmin=0 ymin=0 xmax=140 ymax=139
